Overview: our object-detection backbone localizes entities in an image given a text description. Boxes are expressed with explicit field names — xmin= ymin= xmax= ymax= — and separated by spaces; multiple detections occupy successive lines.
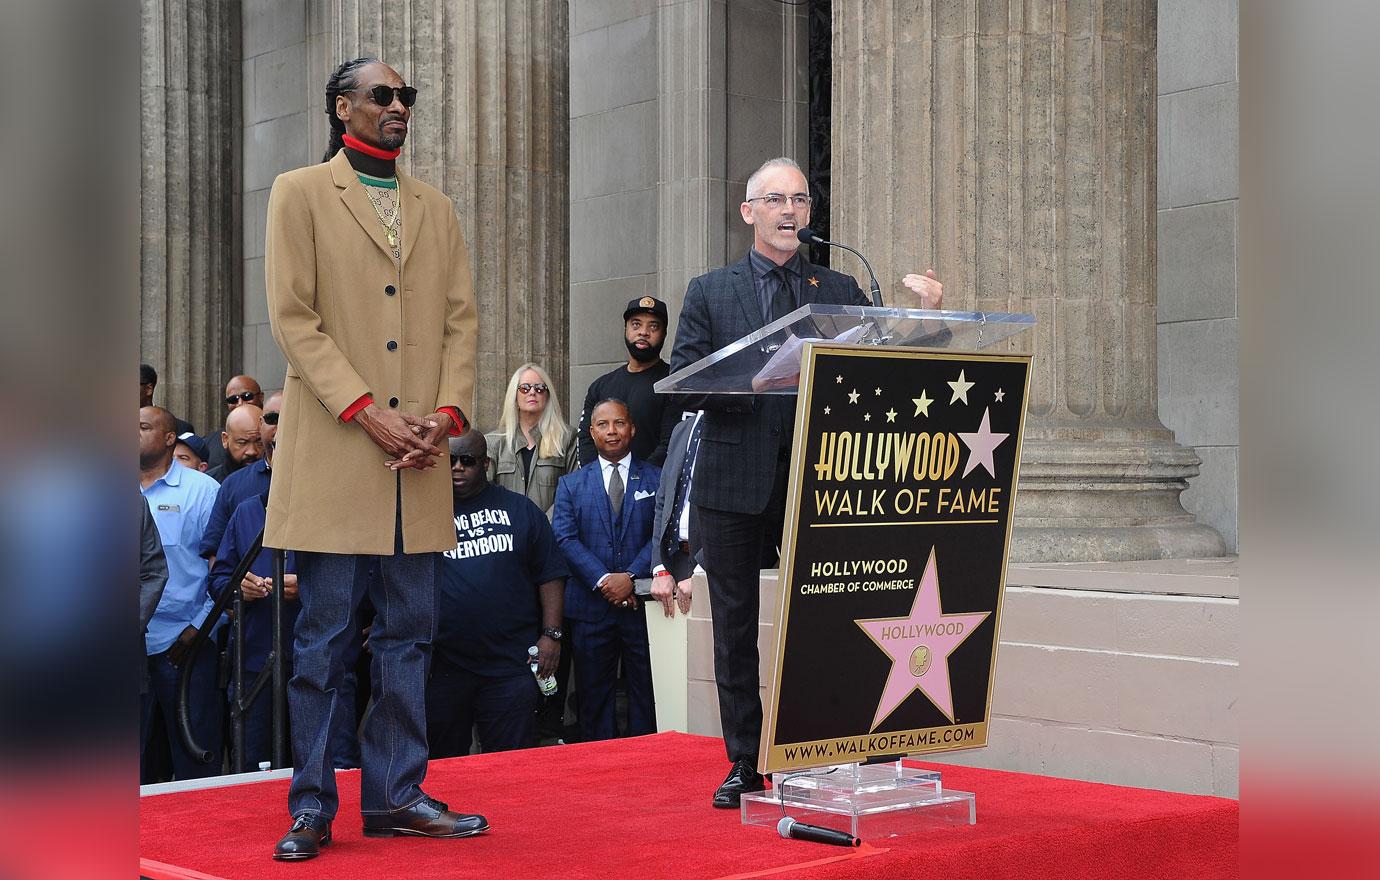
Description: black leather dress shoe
xmin=712 ymin=758 xmax=766 ymax=809
xmin=273 ymin=812 xmax=331 ymax=861
xmin=362 ymin=795 xmax=490 ymax=838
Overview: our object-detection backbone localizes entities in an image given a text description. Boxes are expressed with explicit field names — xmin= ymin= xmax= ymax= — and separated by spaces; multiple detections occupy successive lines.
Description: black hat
xmin=623 ymin=295 xmax=668 ymax=324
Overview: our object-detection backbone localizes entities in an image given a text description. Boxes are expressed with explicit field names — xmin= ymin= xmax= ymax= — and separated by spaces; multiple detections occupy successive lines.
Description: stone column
xmin=656 ymin=0 xmax=809 ymax=322
xmin=139 ymin=0 xmax=240 ymax=433
xmin=832 ymin=0 xmax=1223 ymax=561
xmin=325 ymin=0 xmax=570 ymax=428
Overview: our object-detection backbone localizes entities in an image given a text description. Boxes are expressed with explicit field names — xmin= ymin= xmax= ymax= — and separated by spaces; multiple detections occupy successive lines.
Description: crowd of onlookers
xmin=140 ymin=295 xmax=703 ymax=782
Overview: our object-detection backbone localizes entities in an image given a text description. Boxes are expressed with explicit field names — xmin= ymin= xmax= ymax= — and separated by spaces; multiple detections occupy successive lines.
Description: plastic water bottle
xmin=528 ymin=645 xmax=558 ymax=696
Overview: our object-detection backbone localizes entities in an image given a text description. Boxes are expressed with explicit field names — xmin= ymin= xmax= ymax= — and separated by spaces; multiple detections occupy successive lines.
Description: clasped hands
xmin=600 ymin=572 xmax=639 ymax=611
xmin=238 ymin=572 xmax=299 ymax=603
xmin=355 ymin=403 xmax=453 ymax=471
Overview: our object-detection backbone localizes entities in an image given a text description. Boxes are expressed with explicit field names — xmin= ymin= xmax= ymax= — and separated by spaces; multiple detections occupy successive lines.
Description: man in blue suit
xmin=552 ymin=398 xmax=662 ymax=741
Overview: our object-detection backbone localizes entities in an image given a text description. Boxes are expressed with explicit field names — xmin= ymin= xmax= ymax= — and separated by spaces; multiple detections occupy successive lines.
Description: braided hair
xmin=323 ymin=57 xmax=380 ymax=162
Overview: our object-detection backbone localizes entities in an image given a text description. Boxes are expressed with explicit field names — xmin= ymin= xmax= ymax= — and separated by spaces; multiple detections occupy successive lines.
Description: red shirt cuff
xmin=340 ymin=394 xmax=373 ymax=423
xmin=436 ymin=406 xmax=467 ymax=436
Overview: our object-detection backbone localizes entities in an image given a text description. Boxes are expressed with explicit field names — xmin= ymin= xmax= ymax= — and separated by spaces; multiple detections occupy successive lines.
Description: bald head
xmin=449 ymin=431 xmax=489 ymax=499
xmin=142 ymin=405 xmax=175 ymax=436
xmin=222 ymin=404 xmax=264 ymax=468
xmin=450 ymin=430 xmax=488 ymax=459
xmin=139 ymin=406 xmax=177 ymax=471
xmin=224 ymin=375 xmax=263 ymax=411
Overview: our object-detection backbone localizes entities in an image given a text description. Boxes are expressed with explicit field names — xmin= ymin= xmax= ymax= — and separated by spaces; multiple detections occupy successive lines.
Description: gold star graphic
xmin=948 ymin=370 xmax=975 ymax=405
xmin=912 ymin=390 xmax=933 ymax=417
xmin=874 ymin=387 xmax=883 ymax=396
xmin=836 ymin=375 xmax=843 ymax=384
xmin=808 ymin=276 xmax=820 ymax=287
xmin=864 ymin=413 xmax=872 ymax=422
xmin=994 ymin=388 xmax=1005 ymax=402
xmin=848 ymin=389 xmax=861 ymax=404
xmin=824 ymin=406 xmax=831 ymax=415
xmin=885 ymin=408 xmax=897 ymax=423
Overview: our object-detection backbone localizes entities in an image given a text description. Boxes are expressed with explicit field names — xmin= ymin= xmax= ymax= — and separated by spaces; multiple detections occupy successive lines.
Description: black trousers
xmin=692 ymin=458 xmax=789 ymax=764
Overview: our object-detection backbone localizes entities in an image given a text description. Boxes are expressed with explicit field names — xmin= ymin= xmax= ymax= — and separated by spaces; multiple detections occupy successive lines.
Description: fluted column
xmin=832 ymin=0 xmax=1223 ymax=561
xmin=325 ymin=0 xmax=570 ymax=428
xmin=139 ymin=0 xmax=239 ymax=433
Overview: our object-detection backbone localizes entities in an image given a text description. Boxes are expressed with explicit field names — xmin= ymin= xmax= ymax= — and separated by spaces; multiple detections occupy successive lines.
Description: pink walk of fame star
xmin=854 ymin=549 xmax=990 ymax=729
xmin=957 ymin=406 xmax=1010 ymax=478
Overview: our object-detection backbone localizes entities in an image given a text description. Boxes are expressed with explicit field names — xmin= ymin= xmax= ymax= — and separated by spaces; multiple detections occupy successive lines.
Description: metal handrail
xmin=176 ymin=527 xmax=288 ymax=772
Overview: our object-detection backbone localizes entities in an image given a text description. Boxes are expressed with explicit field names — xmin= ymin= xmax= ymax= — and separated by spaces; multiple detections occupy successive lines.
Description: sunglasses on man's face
xmin=450 ymin=453 xmax=480 ymax=468
xmin=261 ymin=411 xmax=280 ymax=426
xmin=225 ymin=391 xmax=258 ymax=406
xmin=518 ymin=383 xmax=548 ymax=395
xmin=350 ymin=84 xmax=418 ymax=108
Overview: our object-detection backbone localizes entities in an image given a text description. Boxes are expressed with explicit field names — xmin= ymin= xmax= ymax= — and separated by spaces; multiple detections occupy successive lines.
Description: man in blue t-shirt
xmin=427 ymin=431 xmax=568 ymax=758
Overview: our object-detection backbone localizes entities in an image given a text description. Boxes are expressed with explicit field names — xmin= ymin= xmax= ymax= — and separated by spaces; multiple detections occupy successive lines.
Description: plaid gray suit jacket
xmin=669 ymin=252 xmax=868 ymax=515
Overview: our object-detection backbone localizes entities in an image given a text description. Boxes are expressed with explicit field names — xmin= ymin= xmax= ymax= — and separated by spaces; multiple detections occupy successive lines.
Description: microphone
xmin=797 ymin=227 xmax=884 ymax=308
xmin=776 ymin=816 xmax=862 ymax=848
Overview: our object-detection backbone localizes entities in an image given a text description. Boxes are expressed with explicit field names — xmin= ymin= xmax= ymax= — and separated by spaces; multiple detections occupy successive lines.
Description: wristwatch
xmin=541 ymin=628 xmax=564 ymax=642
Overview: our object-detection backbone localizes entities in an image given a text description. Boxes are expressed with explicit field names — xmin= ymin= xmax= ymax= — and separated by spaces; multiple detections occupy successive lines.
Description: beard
xmin=625 ymin=336 xmax=664 ymax=363
xmin=379 ymin=117 xmax=407 ymax=150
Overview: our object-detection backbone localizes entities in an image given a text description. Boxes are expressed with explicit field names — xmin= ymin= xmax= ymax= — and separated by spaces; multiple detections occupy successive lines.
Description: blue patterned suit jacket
xmin=552 ymin=458 xmax=662 ymax=623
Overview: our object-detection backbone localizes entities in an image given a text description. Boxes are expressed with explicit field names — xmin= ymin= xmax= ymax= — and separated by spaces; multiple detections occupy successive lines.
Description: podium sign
xmin=760 ymin=342 xmax=1031 ymax=773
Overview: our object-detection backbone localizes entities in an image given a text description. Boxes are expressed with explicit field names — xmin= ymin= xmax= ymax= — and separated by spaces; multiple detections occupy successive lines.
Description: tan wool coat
xmin=263 ymin=149 xmax=476 ymax=554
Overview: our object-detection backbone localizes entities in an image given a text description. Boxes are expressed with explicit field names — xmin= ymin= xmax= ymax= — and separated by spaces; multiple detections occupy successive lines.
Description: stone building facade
xmin=138 ymin=0 xmax=1238 ymax=795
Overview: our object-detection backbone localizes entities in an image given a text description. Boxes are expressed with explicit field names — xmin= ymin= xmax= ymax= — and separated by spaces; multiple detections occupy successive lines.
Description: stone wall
xmin=568 ymin=0 xmax=660 ymax=413
xmin=238 ymin=0 xmax=312 ymax=393
xmin=568 ymin=0 xmax=808 ymax=417
xmin=1156 ymin=0 xmax=1239 ymax=551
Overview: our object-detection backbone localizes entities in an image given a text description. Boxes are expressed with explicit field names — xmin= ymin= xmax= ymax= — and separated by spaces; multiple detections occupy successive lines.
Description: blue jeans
xmin=425 ymin=663 xmax=539 ymax=758
xmin=142 ymin=637 xmax=224 ymax=780
xmin=287 ymin=543 xmax=436 ymax=819
xmin=570 ymin=611 xmax=655 ymax=742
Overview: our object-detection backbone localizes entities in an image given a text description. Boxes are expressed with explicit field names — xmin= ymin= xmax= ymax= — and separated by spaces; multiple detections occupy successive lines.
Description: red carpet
xmin=140 ymin=732 xmax=1237 ymax=880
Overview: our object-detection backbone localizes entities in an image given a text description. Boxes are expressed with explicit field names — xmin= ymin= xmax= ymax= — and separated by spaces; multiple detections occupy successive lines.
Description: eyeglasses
xmin=450 ymin=453 xmax=480 ymax=467
xmin=518 ymin=383 xmax=548 ymax=395
xmin=225 ymin=391 xmax=259 ymax=406
xmin=261 ymin=411 xmax=280 ymax=425
xmin=746 ymin=193 xmax=811 ymax=210
xmin=347 ymin=84 xmax=418 ymax=108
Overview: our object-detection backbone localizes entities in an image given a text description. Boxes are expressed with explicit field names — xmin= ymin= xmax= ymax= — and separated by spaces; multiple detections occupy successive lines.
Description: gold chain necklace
xmin=364 ymin=184 xmax=401 ymax=251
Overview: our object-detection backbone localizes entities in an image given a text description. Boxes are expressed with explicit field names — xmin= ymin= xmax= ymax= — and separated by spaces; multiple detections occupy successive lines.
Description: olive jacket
xmin=485 ymin=426 xmax=577 ymax=517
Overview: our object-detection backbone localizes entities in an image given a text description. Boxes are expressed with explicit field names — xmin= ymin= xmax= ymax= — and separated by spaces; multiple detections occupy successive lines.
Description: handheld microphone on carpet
xmin=776 ymin=816 xmax=862 ymax=848
xmin=796 ymin=227 xmax=884 ymax=308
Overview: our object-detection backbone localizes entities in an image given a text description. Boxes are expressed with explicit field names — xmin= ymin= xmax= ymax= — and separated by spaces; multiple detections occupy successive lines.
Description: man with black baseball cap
xmin=575 ymin=296 xmax=684 ymax=467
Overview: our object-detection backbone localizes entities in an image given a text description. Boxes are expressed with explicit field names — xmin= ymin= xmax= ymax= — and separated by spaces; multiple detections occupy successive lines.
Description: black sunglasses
xmin=349 ymin=84 xmax=418 ymax=108
xmin=225 ymin=391 xmax=258 ymax=406
xmin=450 ymin=453 xmax=480 ymax=468
xmin=261 ymin=411 xmax=280 ymax=425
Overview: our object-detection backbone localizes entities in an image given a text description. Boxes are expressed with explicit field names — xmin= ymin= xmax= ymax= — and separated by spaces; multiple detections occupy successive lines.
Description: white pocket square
xmin=634 ymin=489 xmax=655 ymax=501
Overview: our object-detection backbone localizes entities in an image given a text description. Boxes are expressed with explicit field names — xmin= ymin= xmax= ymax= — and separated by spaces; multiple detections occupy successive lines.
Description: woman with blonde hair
xmin=486 ymin=363 xmax=578 ymax=515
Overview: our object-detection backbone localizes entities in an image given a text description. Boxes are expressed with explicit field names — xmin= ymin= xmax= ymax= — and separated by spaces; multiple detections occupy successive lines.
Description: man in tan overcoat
xmin=265 ymin=57 xmax=488 ymax=862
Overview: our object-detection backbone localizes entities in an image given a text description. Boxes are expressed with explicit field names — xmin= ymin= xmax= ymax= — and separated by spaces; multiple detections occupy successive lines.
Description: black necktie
xmin=768 ymin=266 xmax=795 ymax=323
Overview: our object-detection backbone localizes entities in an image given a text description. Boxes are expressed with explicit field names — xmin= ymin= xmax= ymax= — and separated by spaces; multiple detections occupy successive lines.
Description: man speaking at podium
xmin=669 ymin=158 xmax=943 ymax=808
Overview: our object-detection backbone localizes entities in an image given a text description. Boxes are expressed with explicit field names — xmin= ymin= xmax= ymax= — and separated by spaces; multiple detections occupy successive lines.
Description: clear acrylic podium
xmin=653 ymin=304 xmax=1035 ymax=396
xmin=656 ymin=303 xmax=1035 ymax=839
